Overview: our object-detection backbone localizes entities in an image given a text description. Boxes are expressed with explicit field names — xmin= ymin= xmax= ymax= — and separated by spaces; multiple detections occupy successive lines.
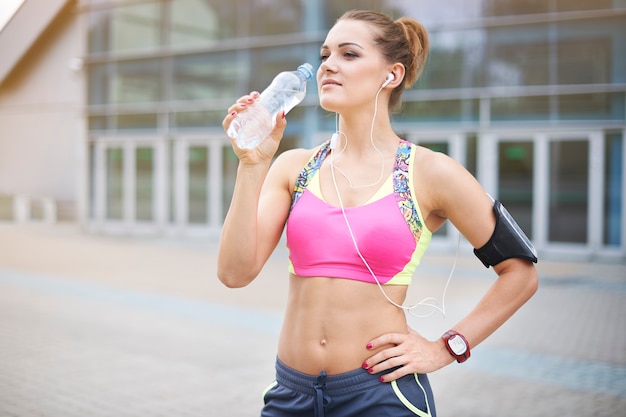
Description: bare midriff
xmin=277 ymin=274 xmax=409 ymax=376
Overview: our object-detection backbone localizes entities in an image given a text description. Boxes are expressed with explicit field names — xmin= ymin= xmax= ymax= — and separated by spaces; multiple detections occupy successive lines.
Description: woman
xmin=218 ymin=9 xmax=538 ymax=417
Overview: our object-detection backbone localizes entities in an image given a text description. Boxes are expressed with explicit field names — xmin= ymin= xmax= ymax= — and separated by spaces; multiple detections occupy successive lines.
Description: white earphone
xmin=381 ymin=73 xmax=395 ymax=88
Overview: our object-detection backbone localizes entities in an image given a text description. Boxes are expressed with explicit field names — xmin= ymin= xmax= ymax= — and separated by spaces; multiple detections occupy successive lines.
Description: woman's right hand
xmin=222 ymin=91 xmax=288 ymax=165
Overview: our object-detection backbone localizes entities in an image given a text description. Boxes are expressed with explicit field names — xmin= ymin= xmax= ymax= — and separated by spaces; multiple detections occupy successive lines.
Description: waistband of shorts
xmin=275 ymin=357 xmax=383 ymax=396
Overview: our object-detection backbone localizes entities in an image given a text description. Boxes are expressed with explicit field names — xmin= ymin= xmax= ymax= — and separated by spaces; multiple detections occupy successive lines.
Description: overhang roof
xmin=0 ymin=0 xmax=70 ymax=86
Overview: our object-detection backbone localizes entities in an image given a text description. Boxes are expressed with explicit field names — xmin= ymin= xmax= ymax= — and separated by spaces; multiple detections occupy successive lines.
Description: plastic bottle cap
xmin=298 ymin=63 xmax=314 ymax=80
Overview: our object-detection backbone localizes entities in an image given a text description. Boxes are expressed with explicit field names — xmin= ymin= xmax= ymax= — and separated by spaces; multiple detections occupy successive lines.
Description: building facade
xmin=1 ymin=0 xmax=625 ymax=261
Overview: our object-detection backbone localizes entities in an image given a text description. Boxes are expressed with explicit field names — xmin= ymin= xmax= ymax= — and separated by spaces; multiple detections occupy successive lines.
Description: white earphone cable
xmin=329 ymin=82 xmax=458 ymax=318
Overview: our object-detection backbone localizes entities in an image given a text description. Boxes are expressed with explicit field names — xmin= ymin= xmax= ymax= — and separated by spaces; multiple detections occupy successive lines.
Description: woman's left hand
xmin=363 ymin=328 xmax=454 ymax=382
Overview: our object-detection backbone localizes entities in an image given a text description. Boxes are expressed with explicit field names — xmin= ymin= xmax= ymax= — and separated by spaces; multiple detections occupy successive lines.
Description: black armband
xmin=473 ymin=200 xmax=538 ymax=268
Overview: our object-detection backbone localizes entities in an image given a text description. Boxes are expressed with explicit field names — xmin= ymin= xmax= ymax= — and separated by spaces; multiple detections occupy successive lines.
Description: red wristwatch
xmin=442 ymin=330 xmax=471 ymax=363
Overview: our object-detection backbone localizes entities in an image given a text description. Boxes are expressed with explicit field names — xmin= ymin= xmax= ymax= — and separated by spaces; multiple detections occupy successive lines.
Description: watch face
xmin=448 ymin=335 xmax=467 ymax=355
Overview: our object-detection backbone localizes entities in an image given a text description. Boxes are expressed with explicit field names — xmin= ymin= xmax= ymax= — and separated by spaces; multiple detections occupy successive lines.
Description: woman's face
xmin=317 ymin=19 xmax=389 ymax=113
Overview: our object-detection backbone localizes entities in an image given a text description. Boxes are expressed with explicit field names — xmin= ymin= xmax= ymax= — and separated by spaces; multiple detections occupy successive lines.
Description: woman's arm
xmin=363 ymin=149 xmax=538 ymax=381
xmin=216 ymin=94 xmax=293 ymax=288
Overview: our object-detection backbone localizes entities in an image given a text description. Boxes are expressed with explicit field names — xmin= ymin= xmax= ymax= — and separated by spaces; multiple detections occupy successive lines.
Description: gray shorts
xmin=260 ymin=358 xmax=436 ymax=417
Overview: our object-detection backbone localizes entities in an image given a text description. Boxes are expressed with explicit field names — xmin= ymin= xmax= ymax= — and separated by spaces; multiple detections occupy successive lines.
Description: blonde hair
xmin=337 ymin=10 xmax=430 ymax=111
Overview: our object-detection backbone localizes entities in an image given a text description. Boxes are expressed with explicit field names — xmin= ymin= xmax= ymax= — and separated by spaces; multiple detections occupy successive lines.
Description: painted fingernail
xmin=368 ymin=368 xmax=374 ymax=374
xmin=281 ymin=111 xmax=286 ymax=119
xmin=379 ymin=376 xmax=385 ymax=383
xmin=241 ymin=103 xmax=247 ymax=107
xmin=247 ymin=98 xmax=254 ymax=102
xmin=366 ymin=343 xmax=373 ymax=350
xmin=230 ymin=111 xmax=237 ymax=116
xmin=362 ymin=362 xmax=368 ymax=369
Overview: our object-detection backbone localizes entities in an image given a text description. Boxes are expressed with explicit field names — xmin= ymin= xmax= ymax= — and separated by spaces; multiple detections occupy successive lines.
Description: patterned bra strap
xmin=393 ymin=140 xmax=424 ymax=240
xmin=290 ymin=140 xmax=332 ymax=210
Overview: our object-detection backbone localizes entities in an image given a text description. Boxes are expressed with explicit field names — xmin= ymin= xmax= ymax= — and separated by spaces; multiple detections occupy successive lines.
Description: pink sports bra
xmin=286 ymin=139 xmax=432 ymax=285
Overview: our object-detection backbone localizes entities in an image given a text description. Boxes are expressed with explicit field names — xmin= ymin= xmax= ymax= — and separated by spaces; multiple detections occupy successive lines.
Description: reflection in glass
xmin=482 ymin=0 xmax=549 ymax=16
xmin=170 ymin=0 xmax=236 ymax=46
xmin=173 ymin=53 xmax=240 ymax=101
xmin=112 ymin=60 xmax=162 ymax=104
xmin=549 ymin=140 xmax=589 ymax=243
xmin=106 ymin=148 xmax=124 ymax=220
xmin=136 ymin=147 xmax=154 ymax=221
xmin=188 ymin=146 xmax=208 ymax=224
xmin=491 ymin=96 xmax=551 ymax=121
xmin=559 ymin=93 xmax=625 ymax=121
xmin=485 ymin=25 xmax=550 ymax=87
xmin=557 ymin=36 xmax=610 ymax=85
xmin=498 ymin=141 xmax=534 ymax=238
xmin=111 ymin=2 xmax=161 ymax=52
xmin=173 ymin=110 xmax=224 ymax=129
xmin=249 ymin=0 xmax=303 ymax=36
xmin=418 ymin=29 xmax=485 ymax=90
xmin=400 ymin=99 xmax=478 ymax=123
xmin=247 ymin=46 xmax=307 ymax=96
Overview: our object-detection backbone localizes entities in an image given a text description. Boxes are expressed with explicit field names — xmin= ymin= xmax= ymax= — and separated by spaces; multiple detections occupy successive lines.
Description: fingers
xmin=222 ymin=92 xmax=260 ymax=132
xmin=363 ymin=331 xmax=432 ymax=382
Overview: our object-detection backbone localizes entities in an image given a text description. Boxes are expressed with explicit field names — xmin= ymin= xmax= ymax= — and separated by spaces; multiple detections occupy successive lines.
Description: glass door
xmin=497 ymin=140 xmax=535 ymax=239
xmin=547 ymin=138 xmax=589 ymax=244
xmin=92 ymin=140 xmax=159 ymax=231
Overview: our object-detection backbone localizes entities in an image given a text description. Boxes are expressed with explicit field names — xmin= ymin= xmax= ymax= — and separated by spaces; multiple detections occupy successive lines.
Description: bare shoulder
xmin=412 ymin=145 xmax=468 ymax=182
xmin=268 ymin=145 xmax=323 ymax=191
xmin=411 ymin=144 xmax=496 ymax=246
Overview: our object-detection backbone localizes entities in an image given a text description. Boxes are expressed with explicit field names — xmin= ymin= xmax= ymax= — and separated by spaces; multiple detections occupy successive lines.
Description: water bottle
xmin=228 ymin=63 xmax=314 ymax=149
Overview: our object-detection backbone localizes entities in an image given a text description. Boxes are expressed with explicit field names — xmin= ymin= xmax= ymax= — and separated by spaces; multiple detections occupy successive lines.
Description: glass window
xmin=491 ymin=96 xmax=552 ymax=121
xmin=248 ymin=0 xmax=303 ymax=36
xmin=88 ymin=9 xmax=110 ymax=54
xmin=323 ymin=0 xmax=397 ymax=27
xmin=116 ymin=113 xmax=158 ymax=130
xmin=392 ymin=0 xmax=484 ymax=26
xmin=556 ymin=0 xmax=613 ymax=12
xmin=559 ymin=93 xmax=625 ymax=121
xmin=111 ymin=1 xmax=161 ymax=52
xmin=89 ymin=116 xmax=107 ymax=131
xmin=417 ymin=29 xmax=485 ymax=90
xmin=557 ymin=17 xmax=625 ymax=85
xmin=548 ymin=139 xmax=589 ymax=244
xmin=172 ymin=110 xmax=224 ymax=129
xmin=106 ymin=147 xmax=124 ymax=220
xmin=557 ymin=36 xmax=611 ymax=86
xmin=135 ymin=147 xmax=154 ymax=221
xmin=482 ymin=0 xmax=549 ymax=16
xmin=485 ymin=25 xmax=550 ymax=87
xmin=173 ymin=53 xmax=241 ymax=101
xmin=246 ymin=46 xmax=310 ymax=96
xmin=188 ymin=146 xmax=208 ymax=224
xmin=398 ymin=99 xmax=479 ymax=123
xmin=88 ymin=63 xmax=110 ymax=105
xmin=604 ymin=133 xmax=623 ymax=247
xmin=498 ymin=141 xmax=535 ymax=239
xmin=111 ymin=60 xmax=162 ymax=104
xmin=169 ymin=0 xmax=237 ymax=46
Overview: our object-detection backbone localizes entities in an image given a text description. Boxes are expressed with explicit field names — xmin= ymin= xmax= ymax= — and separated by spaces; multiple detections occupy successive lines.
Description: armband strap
xmin=473 ymin=200 xmax=538 ymax=268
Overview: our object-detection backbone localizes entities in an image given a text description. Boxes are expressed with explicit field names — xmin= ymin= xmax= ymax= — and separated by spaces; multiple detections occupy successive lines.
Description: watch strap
xmin=442 ymin=330 xmax=471 ymax=363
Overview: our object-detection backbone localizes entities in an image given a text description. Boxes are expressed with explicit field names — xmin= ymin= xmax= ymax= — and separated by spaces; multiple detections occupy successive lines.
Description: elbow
xmin=217 ymin=266 xmax=256 ymax=289
xmin=520 ymin=262 xmax=539 ymax=302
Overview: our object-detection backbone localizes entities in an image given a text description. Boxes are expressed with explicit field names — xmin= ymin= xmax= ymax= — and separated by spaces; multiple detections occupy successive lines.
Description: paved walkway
xmin=0 ymin=223 xmax=624 ymax=416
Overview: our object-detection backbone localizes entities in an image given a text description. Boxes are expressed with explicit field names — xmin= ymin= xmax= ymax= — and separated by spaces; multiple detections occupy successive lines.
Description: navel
xmin=319 ymin=339 xmax=328 ymax=347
